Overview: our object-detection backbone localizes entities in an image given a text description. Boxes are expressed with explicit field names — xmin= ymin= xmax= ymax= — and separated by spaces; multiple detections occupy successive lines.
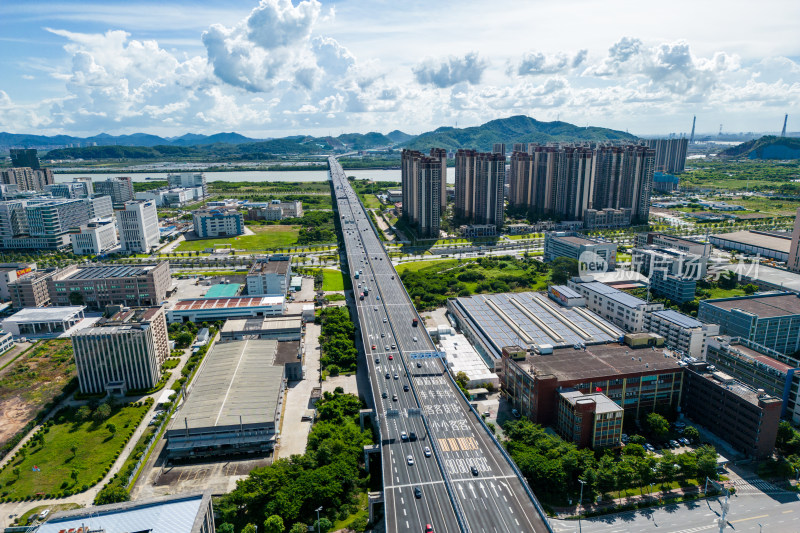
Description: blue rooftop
xmin=579 ymin=281 xmax=648 ymax=308
xmin=651 ymin=309 xmax=702 ymax=329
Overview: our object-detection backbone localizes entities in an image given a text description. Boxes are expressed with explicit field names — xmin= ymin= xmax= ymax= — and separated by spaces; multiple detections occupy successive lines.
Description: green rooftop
xmin=205 ymin=283 xmax=242 ymax=298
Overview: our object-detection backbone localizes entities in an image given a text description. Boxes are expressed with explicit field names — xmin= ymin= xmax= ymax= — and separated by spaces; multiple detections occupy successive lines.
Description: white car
xmin=407 ymin=455 xmax=415 ymax=465
xmin=424 ymin=447 xmax=431 ymax=457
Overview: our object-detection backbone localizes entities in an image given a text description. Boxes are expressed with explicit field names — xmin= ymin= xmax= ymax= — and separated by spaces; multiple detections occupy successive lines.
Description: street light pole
xmin=316 ymin=506 xmax=323 ymax=533
xmin=578 ymin=479 xmax=587 ymax=533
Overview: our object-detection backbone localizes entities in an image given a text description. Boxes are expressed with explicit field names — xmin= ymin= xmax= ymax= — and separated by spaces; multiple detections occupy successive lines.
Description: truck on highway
xmin=412 ymin=318 xmax=418 ymax=327
xmin=354 ymin=271 xmax=360 ymax=279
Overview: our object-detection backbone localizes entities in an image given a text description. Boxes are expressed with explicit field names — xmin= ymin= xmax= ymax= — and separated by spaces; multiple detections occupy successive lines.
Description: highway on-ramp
xmin=329 ymin=157 xmax=552 ymax=533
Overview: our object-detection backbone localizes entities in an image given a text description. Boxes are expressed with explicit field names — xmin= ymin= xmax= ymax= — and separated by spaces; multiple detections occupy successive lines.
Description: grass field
xmin=0 ymin=340 xmax=76 ymax=449
xmin=361 ymin=194 xmax=382 ymax=209
xmin=176 ymin=225 xmax=300 ymax=252
xmin=321 ymin=269 xmax=352 ymax=291
xmin=705 ymin=287 xmax=747 ymax=299
xmin=0 ymin=402 xmax=150 ymax=499
xmin=396 ymin=259 xmax=457 ymax=274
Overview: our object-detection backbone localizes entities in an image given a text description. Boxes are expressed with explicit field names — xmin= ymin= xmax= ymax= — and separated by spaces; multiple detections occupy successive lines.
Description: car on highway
xmin=381 ymin=332 xmax=385 ymax=337
xmin=383 ymin=318 xmax=387 ymax=323
xmin=392 ymin=394 xmax=398 ymax=402
xmin=424 ymin=446 xmax=431 ymax=457
xmin=385 ymin=345 xmax=390 ymax=350
xmin=400 ymin=431 xmax=408 ymax=441
xmin=388 ymin=354 xmax=393 ymax=360
xmin=382 ymin=391 xmax=387 ymax=399
xmin=391 ymin=343 xmax=396 ymax=349
xmin=385 ymin=373 xmax=390 ymax=379
xmin=409 ymin=432 xmax=417 ymax=441
xmin=372 ymin=345 xmax=377 ymax=350
xmin=471 ymin=466 xmax=479 ymax=476
xmin=403 ymin=384 xmax=409 ymax=392
xmin=414 ymin=487 xmax=422 ymax=499
xmin=374 ymin=306 xmax=378 ymax=311
xmin=376 ymin=295 xmax=380 ymax=300
xmin=425 ymin=526 xmax=433 ymax=533
xmin=407 ymin=455 xmax=414 ymax=465
xmin=413 ymin=336 xmax=418 ymax=342
xmin=375 ymin=357 xmax=380 ymax=364
xmin=394 ymin=373 xmax=399 ymax=380
xmin=416 ymin=362 xmax=422 ymax=368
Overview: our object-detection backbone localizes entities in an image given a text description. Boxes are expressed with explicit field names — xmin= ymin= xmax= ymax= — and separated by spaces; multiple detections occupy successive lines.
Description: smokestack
xmin=689 ymin=115 xmax=696 ymax=144
xmin=781 ymin=114 xmax=788 ymax=137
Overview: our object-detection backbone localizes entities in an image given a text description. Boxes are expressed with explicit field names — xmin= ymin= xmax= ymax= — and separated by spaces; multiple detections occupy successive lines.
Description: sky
xmin=0 ymin=0 xmax=799 ymax=138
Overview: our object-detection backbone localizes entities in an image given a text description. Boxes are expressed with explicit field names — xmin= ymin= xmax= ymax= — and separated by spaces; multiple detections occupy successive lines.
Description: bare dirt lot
xmin=0 ymin=340 xmax=75 ymax=449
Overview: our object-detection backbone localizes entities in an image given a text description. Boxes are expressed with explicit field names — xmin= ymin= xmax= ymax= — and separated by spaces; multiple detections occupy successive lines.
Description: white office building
xmin=568 ymin=280 xmax=664 ymax=332
xmin=168 ymin=172 xmax=207 ymax=197
xmin=119 ymin=200 xmax=160 ymax=253
xmin=643 ymin=309 xmax=720 ymax=357
xmin=246 ymin=259 xmax=291 ymax=295
xmin=71 ymin=217 xmax=119 ymax=255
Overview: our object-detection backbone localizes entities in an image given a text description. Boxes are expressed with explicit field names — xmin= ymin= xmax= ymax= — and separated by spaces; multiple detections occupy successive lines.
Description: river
xmin=54 ymin=168 xmax=456 ymax=184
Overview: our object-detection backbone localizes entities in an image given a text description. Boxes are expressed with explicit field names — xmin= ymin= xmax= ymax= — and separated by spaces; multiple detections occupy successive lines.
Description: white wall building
xmin=568 ymin=280 xmax=664 ymax=333
xmin=438 ymin=332 xmax=500 ymax=389
xmin=246 ymin=259 xmax=291 ymax=295
xmin=70 ymin=217 xmax=119 ymax=255
xmin=643 ymin=309 xmax=720 ymax=357
xmin=119 ymin=200 xmax=160 ymax=253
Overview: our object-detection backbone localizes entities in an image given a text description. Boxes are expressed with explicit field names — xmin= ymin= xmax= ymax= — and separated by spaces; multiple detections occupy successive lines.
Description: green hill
xmin=720 ymin=135 xmax=800 ymax=159
xmin=401 ymin=115 xmax=638 ymax=152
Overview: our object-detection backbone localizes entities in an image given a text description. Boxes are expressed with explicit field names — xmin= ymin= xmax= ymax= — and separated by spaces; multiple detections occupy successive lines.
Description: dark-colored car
xmin=409 ymin=432 xmax=417 ymax=441
xmin=471 ymin=466 xmax=479 ymax=476
xmin=403 ymin=385 xmax=410 ymax=392
xmin=414 ymin=487 xmax=422 ymax=499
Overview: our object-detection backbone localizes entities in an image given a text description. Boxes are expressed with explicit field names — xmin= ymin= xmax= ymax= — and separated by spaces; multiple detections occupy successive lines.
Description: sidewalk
xmin=552 ymin=483 xmax=718 ymax=519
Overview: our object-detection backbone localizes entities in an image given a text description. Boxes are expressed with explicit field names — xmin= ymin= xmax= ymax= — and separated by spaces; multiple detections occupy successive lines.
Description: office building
xmin=119 ymin=200 xmax=159 ymax=253
xmin=0 ymin=262 xmax=36 ymax=301
xmin=568 ymin=280 xmax=664 ymax=332
xmin=507 ymin=144 xmax=655 ymax=225
xmin=401 ymin=149 xmax=442 ymax=238
xmin=245 ymin=200 xmax=304 ymax=221
xmin=166 ymin=340 xmax=285 ymax=459
xmin=36 ymin=492 xmax=216 ymax=533
xmin=168 ymin=172 xmax=208 ymax=197
xmin=220 ymin=316 xmax=303 ymax=342
xmin=0 ymin=167 xmax=54 ymax=192
xmin=8 ymin=268 xmax=58 ymax=308
xmin=682 ymin=361 xmax=781 ymax=458
xmin=501 ymin=337 xmax=684 ymax=424
xmin=83 ymin=194 xmax=114 ymax=219
xmin=192 ymin=208 xmax=244 ymax=238
xmin=93 ymin=176 xmax=134 ymax=208
xmin=544 ymin=231 xmax=617 ymax=269
xmin=635 ymin=232 xmax=712 ymax=257
xmin=698 ymin=292 xmax=800 ymax=355
xmin=709 ymin=230 xmax=791 ymax=262
xmin=70 ymin=217 xmax=119 ymax=255
xmin=705 ymin=337 xmax=800 ymax=422
xmin=446 ymin=290 xmax=624 ymax=369
xmin=167 ymin=296 xmax=285 ymax=323
xmin=643 ymin=309 xmax=719 ymax=357
xmin=10 ymin=148 xmax=40 ymax=169
xmin=0 ymin=198 xmax=98 ymax=250
xmin=645 ymin=138 xmax=688 ymax=174
xmin=246 ymin=258 xmax=291 ymax=295
xmin=556 ymin=390 xmax=624 ymax=449
xmin=72 ymin=306 xmax=169 ymax=394
xmin=48 ymin=262 xmax=171 ymax=309
xmin=632 ymin=246 xmax=708 ymax=280
xmin=1 ymin=306 xmax=85 ymax=337
xmin=582 ymin=208 xmax=632 ymax=230
xmin=45 ymin=180 xmax=91 ymax=199
xmin=649 ymin=270 xmax=697 ymax=304
xmin=789 ymin=207 xmax=800 ymax=273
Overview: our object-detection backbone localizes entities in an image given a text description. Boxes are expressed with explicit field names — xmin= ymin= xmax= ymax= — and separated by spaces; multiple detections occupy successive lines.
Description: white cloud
xmin=513 ymin=50 xmax=587 ymax=76
xmin=413 ymin=52 xmax=488 ymax=88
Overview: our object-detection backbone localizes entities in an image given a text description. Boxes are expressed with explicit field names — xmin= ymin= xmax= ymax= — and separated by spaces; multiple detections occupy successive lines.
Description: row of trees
xmin=215 ymin=392 xmax=371 ymax=533
xmin=504 ymin=420 xmax=719 ymax=505
xmin=318 ymin=307 xmax=358 ymax=374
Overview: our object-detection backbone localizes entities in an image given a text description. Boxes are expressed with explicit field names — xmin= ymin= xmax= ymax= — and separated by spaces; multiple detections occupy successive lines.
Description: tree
xmin=94 ymin=486 xmax=130 ymax=505
xmin=94 ymin=402 xmax=112 ymax=421
xmin=175 ymin=331 xmax=194 ymax=349
xmin=12 ymin=467 xmax=20 ymax=479
xmin=313 ymin=518 xmax=333 ymax=533
xmin=76 ymin=405 xmax=92 ymax=421
xmin=106 ymin=423 xmax=117 ymax=435
xmin=645 ymin=413 xmax=670 ymax=440
xmin=263 ymin=515 xmax=284 ymax=533
xmin=743 ymin=283 xmax=759 ymax=295
xmin=550 ymin=257 xmax=579 ymax=285
xmin=629 ymin=434 xmax=647 ymax=446
xmin=71 ymin=468 xmax=79 ymax=482
xmin=241 ymin=524 xmax=257 ymax=533
xmin=683 ymin=426 xmax=700 ymax=444
xmin=217 ymin=525 xmax=235 ymax=533
xmin=289 ymin=524 xmax=308 ymax=533
xmin=70 ymin=444 xmax=78 ymax=458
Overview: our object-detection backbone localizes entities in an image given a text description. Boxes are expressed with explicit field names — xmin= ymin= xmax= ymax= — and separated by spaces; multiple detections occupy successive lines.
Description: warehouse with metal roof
xmin=166 ymin=339 xmax=285 ymax=459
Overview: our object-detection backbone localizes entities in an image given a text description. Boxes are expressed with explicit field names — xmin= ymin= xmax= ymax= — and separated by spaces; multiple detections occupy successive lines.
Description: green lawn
xmin=396 ymin=258 xmax=460 ymax=274
xmin=362 ymin=195 xmax=382 ymax=209
xmin=176 ymin=225 xmax=300 ymax=252
xmin=322 ymin=269 xmax=351 ymax=291
xmin=0 ymin=402 xmax=150 ymax=500
xmin=706 ymin=287 xmax=747 ymax=299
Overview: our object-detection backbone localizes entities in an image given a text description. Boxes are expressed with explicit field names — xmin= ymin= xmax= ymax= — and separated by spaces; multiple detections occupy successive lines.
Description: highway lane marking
xmin=730 ymin=514 xmax=768 ymax=524
xmin=782 ymin=509 xmax=794 ymax=513
xmin=385 ymin=480 xmax=446 ymax=490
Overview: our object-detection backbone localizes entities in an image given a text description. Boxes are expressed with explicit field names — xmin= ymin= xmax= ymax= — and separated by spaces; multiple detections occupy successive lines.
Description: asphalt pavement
xmin=329 ymin=157 xmax=551 ymax=533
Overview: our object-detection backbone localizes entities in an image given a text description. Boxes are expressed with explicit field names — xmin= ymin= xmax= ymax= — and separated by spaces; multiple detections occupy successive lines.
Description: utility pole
xmin=316 ymin=506 xmax=323 ymax=533
xmin=578 ymin=479 xmax=587 ymax=533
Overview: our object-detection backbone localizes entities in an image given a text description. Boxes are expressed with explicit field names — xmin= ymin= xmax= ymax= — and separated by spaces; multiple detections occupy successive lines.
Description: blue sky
xmin=1 ymin=0 xmax=799 ymax=137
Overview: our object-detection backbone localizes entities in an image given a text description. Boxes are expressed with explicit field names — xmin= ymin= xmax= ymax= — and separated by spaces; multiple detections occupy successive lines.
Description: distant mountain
xmin=170 ymin=132 xmax=263 ymax=146
xmin=336 ymin=132 xmax=393 ymax=150
xmin=401 ymin=115 xmax=638 ymax=152
xmin=0 ymin=131 xmax=265 ymax=151
xmin=386 ymin=130 xmax=415 ymax=144
xmin=720 ymin=135 xmax=800 ymax=159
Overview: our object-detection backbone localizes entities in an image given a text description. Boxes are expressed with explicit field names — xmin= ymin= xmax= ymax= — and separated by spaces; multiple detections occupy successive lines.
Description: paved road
xmin=552 ymin=490 xmax=800 ymax=533
xmin=329 ymin=157 xmax=552 ymax=533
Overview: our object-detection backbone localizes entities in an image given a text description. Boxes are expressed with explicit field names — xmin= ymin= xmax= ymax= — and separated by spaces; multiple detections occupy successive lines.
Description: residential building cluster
xmin=400 ymin=148 xmax=446 ymax=237
xmin=644 ymin=137 xmax=689 ymax=174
